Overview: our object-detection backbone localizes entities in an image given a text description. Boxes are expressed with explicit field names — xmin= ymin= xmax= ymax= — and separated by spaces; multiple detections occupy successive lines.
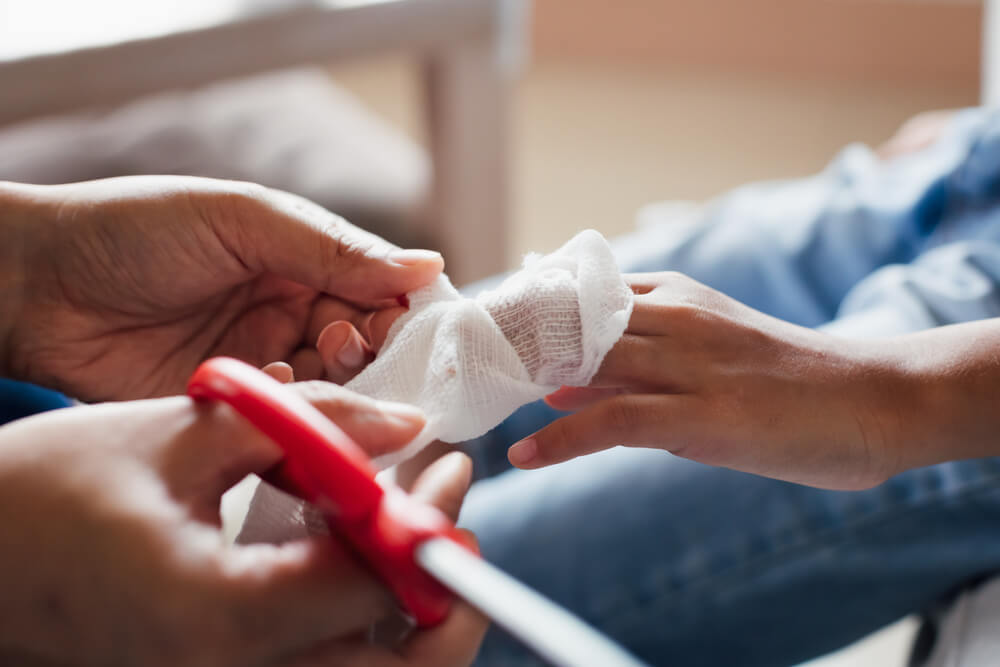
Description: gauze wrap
xmin=236 ymin=230 xmax=632 ymax=542
xmin=349 ymin=228 xmax=634 ymax=467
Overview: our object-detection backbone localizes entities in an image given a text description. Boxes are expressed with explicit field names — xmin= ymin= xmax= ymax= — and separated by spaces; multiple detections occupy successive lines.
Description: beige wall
xmin=533 ymin=0 xmax=981 ymax=87
xmin=334 ymin=2 xmax=983 ymax=259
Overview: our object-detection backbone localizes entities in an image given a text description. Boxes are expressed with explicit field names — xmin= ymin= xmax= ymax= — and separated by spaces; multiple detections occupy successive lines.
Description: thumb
xmin=409 ymin=452 xmax=474 ymax=522
xmin=229 ymin=186 xmax=443 ymax=306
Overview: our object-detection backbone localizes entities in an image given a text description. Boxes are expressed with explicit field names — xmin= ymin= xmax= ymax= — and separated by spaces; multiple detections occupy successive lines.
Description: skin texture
xmin=0 ymin=176 xmax=442 ymax=400
xmin=0 ymin=381 xmax=486 ymax=666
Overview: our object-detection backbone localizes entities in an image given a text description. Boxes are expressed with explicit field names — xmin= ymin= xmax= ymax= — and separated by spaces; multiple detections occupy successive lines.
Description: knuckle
xmin=316 ymin=211 xmax=346 ymax=243
xmin=315 ymin=215 xmax=357 ymax=270
xmin=545 ymin=418 xmax=579 ymax=455
xmin=236 ymin=181 xmax=272 ymax=203
xmin=660 ymin=270 xmax=690 ymax=285
xmin=602 ymin=398 xmax=642 ymax=433
xmin=601 ymin=337 xmax=654 ymax=386
xmin=591 ymin=349 xmax=619 ymax=385
xmin=216 ymin=181 xmax=272 ymax=216
xmin=655 ymin=270 xmax=699 ymax=297
xmin=651 ymin=271 xmax=713 ymax=306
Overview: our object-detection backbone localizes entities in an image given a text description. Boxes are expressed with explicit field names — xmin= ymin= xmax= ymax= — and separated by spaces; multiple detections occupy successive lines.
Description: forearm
xmin=874 ymin=318 xmax=1000 ymax=472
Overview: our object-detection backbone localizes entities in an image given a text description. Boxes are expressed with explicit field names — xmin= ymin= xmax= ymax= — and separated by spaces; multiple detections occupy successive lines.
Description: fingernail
xmin=317 ymin=320 xmax=349 ymax=349
xmin=389 ymin=249 xmax=442 ymax=266
xmin=438 ymin=450 xmax=471 ymax=476
xmin=336 ymin=328 xmax=367 ymax=369
xmin=376 ymin=400 xmax=426 ymax=429
xmin=508 ymin=438 xmax=537 ymax=466
xmin=262 ymin=362 xmax=294 ymax=384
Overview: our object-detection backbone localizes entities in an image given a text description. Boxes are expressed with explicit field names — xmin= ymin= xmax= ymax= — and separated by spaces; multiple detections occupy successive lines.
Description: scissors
xmin=187 ymin=357 xmax=647 ymax=667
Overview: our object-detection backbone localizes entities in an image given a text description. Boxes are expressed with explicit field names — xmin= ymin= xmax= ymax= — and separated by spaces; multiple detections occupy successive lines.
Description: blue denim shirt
xmin=615 ymin=107 xmax=1000 ymax=339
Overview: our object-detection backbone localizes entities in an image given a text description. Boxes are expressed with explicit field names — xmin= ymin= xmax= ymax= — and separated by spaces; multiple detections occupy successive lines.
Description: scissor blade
xmin=416 ymin=538 xmax=648 ymax=667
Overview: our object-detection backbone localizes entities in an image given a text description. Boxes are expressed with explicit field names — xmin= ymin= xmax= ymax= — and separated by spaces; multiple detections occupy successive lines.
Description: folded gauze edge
xmin=237 ymin=229 xmax=633 ymax=543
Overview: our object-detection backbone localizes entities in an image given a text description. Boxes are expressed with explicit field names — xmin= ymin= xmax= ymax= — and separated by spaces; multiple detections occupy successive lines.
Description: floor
xmin=324 ymin=54 xmax=974 ymax=666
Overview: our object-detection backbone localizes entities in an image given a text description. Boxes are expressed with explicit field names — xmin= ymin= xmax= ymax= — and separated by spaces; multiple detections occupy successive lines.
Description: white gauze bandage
xmin=235 ymin=230 xmax=632 ymax=544
xmin=351 ymin=228 xmax=634 ymax=468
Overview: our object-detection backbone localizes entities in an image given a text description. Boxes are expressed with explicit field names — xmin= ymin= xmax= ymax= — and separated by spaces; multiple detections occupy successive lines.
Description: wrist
xmin=832 ymin=335 xmax=920 ymax=485
xmin=887 ymin=322 xmax=1000 ymax=468
xmin=0 ymin=182 xmax=45 ymax=381
xmin=858 ymin=331 xmax=975 ymax=477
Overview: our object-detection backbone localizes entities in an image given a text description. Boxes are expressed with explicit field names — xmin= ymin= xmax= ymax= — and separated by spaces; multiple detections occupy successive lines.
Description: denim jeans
xmin=460 ymin=107 xmax=1000 ymax=666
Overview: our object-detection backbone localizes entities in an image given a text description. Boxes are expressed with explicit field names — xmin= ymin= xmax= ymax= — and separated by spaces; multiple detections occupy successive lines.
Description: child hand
xmin=313 ymin=302 xmax=407 ymax=384
xmin=506 ymin=272 xmax=909 ymax=491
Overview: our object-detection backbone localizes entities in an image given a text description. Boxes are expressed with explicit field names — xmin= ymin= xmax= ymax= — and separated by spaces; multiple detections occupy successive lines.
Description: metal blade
xmin=416 ymin=538 xmax=648 ymax=667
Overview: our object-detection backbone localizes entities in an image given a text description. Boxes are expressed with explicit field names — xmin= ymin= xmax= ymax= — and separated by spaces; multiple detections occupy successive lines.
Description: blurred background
xmin=336 ymin=0 xmax=980 ymax=257
xmin=0 ymin=0 xmax=984 ymax=284
xmin=0 ymin=1 xmax=988 ymax=664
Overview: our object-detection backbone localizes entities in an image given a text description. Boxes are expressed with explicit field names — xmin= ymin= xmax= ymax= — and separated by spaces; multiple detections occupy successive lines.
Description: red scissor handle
xmin=187 ymin=357 xmax=468 ymax=626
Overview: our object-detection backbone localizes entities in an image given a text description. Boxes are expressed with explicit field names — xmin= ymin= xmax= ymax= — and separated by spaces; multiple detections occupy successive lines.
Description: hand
xmin=876 ymin=109 xmax=958 ymax=161
xmin=260 ymin=301 xmax=403 ymax=385
xmin=0 ymin=383 xmax=486 ymax=666
xmin=0 ymin=176 xmax=442 ymax=400
xmin=505 ymin=272 xmax=911 ymax=490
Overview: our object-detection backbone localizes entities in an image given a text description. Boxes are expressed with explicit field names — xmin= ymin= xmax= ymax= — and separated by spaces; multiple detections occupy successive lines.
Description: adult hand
xmin=506 ymin=272 xmax=912 ymax=490
xmin=0 ymin=382 xmax=485 ymax=666
xmin=0 ymin=176 xmax=442 ymax=400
